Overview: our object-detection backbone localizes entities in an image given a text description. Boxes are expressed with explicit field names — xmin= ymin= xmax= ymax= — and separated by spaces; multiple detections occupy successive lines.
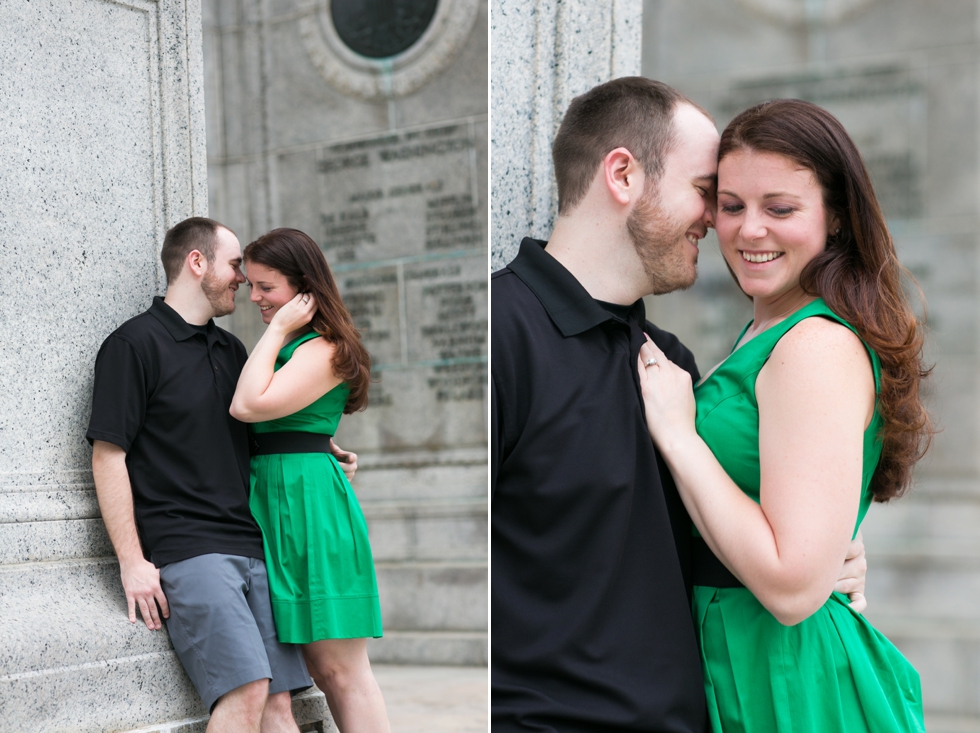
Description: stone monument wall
xmin=203 ymin=0 xmax=489 ymax=666
xmin=641 ymin=0 xmax=980 ymax=728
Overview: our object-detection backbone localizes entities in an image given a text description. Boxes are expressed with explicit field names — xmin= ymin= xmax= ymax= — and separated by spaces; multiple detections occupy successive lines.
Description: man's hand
xmin=92 ymin=440 xmax=170 ymax=631
xmin=119 ymin=557 xmax=170 ymax=630
xmin=834 ymin=530 xmax=868 ymax=613
xmin=330 ymin=439 xmax=358 ymax=481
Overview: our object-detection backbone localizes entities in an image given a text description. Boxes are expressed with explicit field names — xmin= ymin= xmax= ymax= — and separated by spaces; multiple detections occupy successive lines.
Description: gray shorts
xmin=159 ymin=553 xmax=312 ymax=712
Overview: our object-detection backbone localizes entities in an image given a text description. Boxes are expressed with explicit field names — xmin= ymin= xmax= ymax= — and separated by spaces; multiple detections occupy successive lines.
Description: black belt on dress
xmin=691 ymin=536 xmax=744 ymax=588
xmin=250 ymin=431 xmax=333 ymax=456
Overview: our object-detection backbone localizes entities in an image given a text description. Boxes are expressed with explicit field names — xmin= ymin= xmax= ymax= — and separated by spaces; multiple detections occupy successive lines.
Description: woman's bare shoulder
xmin=764 ymin=315 xmax=873 ymax=393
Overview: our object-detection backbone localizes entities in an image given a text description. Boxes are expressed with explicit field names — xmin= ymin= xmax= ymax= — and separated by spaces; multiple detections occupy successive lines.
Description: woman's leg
xmin=302 ymin=638 xmax=390 ymax=733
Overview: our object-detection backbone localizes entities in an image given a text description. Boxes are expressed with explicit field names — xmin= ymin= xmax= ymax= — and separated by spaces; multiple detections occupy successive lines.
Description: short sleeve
xmin=86 ymin=335 xmax=148 ymax=451
xmin=491 ymin=376 xmax=500 ymax=499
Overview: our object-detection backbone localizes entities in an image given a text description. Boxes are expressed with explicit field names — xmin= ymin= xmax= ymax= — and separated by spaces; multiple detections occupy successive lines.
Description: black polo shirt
xmin=87 ymin=297 xmax=265 ymax=567
xmin=491 ymin=239 xmax=707 ymax=732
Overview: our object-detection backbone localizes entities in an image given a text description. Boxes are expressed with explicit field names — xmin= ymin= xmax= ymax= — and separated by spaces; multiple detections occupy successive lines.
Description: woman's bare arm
xmin=231 ymin=294 xmax=343 ymax=422
xmin=638 ymin=318 xmax=874 ymax=625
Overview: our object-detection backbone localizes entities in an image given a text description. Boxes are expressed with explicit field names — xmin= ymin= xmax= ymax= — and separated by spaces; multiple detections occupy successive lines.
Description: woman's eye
xmin=719 ymin=204 xmax=743 ymax=214
xmin=769 ymin=207 xmax=794 ymax=216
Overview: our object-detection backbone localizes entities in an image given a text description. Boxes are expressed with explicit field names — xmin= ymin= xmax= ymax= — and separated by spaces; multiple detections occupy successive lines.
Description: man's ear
xmin=185 ymin=249 xmax=207 ymax=278
xmin=602 ymin=147 xmax=642 ymax=206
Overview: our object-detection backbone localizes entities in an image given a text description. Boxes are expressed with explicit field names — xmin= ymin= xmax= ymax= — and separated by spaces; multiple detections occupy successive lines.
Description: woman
xmin=637 ymin=100 xmax=931 ymax=732
xmin=230 ymin=228 xmax=389 ymax=732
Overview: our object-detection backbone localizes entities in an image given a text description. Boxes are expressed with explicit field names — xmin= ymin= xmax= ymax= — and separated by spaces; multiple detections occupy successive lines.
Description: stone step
xmin=118 ymin=689 xmax=332 ymax=733
xmin=352 ymin=448 xmax=487 ymax=503
xmin=362 ymin=498 xmax=487 ymax=562
xmin=375 ymin=560 xmax=487 ymax=631
xmin=368 ymin=631 xmax=487 ymax=666
xmin=923 ymin=714 xmax=980 ymax=733
xmin=862 ymin=548 xmax=980 ymax=622
xmin=862 ymin=616 xmax=980 ymax=718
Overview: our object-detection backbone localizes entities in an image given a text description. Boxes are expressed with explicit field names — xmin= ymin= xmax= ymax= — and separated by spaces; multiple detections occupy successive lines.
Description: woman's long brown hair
xmin=719 ymin=99 xmax=932 ymax=501
xmin=244 ymin=228 xmax=371 ymax=414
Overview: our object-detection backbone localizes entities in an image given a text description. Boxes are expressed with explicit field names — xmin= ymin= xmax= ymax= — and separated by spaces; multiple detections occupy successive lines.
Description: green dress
xmin=692 ymin=299 xmax=923 ymax=732
xmin=249 ymin=331 xmax=382 ymax=644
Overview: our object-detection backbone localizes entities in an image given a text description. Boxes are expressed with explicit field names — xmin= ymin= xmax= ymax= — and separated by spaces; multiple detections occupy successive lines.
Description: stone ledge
xmin=0 ymin=558 xmax=170 ymax=674
xmin=355 ymin=446 xmax=487 ymax=469
xmin=369 ymin=631 xmax=487 ymax=666
xmin=923 ymin=713 xmax=980 ymax=733
xmin=365 ymin=498 xmax=487 ymax=562
xmin=113 ymin=687 xmax=332 ymax=733
xmin=0 ymin=517 xmax=112 ymax=565
xmin=352 ymin=463 xmax=487 ymax=502
xmin=376 ymin=560 xmax=487 ymax=630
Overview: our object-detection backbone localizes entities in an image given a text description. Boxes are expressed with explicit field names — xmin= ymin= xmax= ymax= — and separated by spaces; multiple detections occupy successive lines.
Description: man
xmin=491 ymin=78 xmax=865 ymax=731
xmin=87 ymin=218 xmax=355 ymax=733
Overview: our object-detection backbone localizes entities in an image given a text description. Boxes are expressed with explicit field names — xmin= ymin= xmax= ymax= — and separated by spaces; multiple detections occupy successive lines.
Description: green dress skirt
xmin=249 ymin=331 xmax=382 ymax=644
xmin=692 ymin=299 xmax=923 ymax=732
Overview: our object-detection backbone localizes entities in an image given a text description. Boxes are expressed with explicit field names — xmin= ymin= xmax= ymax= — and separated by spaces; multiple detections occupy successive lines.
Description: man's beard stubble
xmin=626 ymin=187 xmax=698 ymax=296
xmin=201 ymin=268 xmax=235 ymax=318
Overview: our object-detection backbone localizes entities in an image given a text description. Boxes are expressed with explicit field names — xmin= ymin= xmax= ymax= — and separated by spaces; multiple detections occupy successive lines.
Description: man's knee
xmin=263 ymin=690 xmax=294 ymax=717
xmin=215 ymin=678 xmax=270 ymax=720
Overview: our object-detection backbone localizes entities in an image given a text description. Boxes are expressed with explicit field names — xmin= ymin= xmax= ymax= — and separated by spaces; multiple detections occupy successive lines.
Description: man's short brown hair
xmin=552 ymin=77 xmax=706 ymax=214
xmin=160 ymin=217 xmax=224 ymax=284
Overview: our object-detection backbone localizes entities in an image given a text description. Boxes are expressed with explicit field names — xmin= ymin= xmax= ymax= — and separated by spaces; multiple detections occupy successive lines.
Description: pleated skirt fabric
xmin=249 ymin=451 xmax=382 ymax=644
xmin=693 ymin=586 xmax=923 ymax=733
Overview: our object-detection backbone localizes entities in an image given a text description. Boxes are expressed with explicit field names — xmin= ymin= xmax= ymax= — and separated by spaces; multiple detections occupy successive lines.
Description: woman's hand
xmin=636 ymin=335 xmax=697 ymax=451
xmin=269 ymin=292 xmax=317 ymax=334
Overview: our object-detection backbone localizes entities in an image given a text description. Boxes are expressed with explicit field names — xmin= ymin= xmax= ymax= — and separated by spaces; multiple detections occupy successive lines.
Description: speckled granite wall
xmin=490 ymin=0 xmax=643 ymax=270
xmin=0 ymin=1 xmax=327 ymax=730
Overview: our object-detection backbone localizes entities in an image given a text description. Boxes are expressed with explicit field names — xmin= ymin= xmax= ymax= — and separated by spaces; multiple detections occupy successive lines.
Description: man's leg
xmin=261 ymin=690 xmax=301 ymax=733
xmin=303 ymin=638 xmax=390 ymax=733
xmin=208 ymin=679 xmax=270 ymax=733
xmin=160 ymin=555 xmax=309 ymax=728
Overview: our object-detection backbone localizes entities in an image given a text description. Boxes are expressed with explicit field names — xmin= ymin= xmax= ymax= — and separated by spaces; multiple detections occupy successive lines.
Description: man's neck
xmin=163 ymin=282 xmax=216 ymax=326
xmin=545 ymin=213 xmax=649 ymax=306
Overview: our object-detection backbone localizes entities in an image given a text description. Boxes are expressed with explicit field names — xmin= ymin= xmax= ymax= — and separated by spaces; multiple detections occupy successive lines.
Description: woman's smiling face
xmin=715 ymin=149 xmax=837 ymax=306
xmin=245 ymin=260 xmax=300 ymax=324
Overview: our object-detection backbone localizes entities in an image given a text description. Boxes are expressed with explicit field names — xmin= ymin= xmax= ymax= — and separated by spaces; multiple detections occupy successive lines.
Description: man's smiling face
xmin=627 ymin=103 xmax=719 ymax=296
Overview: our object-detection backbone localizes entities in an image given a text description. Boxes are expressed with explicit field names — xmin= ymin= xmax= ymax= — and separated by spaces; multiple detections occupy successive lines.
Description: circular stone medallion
xmin=331 ymin=0 xmax=439 ymax=59
xmin=300 ymin=0 xmax=479 ymax=99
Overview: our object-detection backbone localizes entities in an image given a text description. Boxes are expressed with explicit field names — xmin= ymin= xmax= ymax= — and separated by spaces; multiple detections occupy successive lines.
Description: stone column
xmin=490 ymin=0 xmax=643 ymax=269
xmin=0 ymin=2 xmax=331 ymax=730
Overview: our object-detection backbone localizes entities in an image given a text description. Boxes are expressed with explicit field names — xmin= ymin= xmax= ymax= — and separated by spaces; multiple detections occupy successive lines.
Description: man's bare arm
xmin=91 ymin=440 xmax=170 ymax=630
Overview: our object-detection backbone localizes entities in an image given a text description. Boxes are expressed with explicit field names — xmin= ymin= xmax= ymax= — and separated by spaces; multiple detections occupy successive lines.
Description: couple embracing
xmin=88 ymin=222 xmax=390 ymax=732
xmin=492 ymin=77 xmax=930 ymax=732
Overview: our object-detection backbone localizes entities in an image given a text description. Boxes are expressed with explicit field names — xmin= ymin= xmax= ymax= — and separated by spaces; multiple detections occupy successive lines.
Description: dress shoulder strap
xmin=278 ymin=330 xmax=321 ymax=361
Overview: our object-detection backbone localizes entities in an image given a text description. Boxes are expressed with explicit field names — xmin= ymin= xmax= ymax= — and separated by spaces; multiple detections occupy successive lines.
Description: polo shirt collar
xmin=148 ymin=296 xmax=228 ymax=345
xmin=507 ymin=238 xmax=645 ymax=336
